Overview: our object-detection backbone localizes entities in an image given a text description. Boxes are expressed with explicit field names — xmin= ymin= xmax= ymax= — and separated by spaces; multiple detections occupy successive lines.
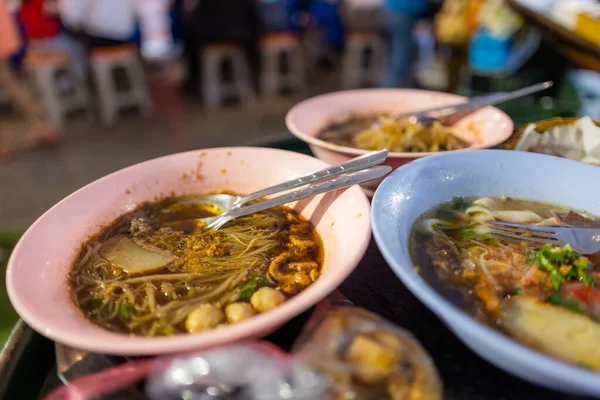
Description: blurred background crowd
xmin=0 ymin=0 xmax=598 ymax=227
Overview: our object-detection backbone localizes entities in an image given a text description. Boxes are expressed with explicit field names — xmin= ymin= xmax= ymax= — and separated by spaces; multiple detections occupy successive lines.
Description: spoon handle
xmin=392 ymin=81 xmax=553 ymax=122
xmin=234 ymin=150 xmax=389 ymax=207
xmin=209 ymin=166 xmax=392 ymax=230
xmin=448 ymin=81 xmax=554 ymax=113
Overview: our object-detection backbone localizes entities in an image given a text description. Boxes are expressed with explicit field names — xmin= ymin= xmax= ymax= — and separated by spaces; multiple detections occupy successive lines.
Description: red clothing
xmin=19 ymin=0 xmax=60 ymax=40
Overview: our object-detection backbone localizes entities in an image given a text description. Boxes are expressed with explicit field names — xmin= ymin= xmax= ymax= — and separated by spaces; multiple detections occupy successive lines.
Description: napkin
xmin=514 ymin=116 xmax=600 ymax=165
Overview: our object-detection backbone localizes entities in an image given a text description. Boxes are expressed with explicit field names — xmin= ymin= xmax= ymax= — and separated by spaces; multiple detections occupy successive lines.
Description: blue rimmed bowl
xmin=371 ymin=149 xmax=600 ymax=396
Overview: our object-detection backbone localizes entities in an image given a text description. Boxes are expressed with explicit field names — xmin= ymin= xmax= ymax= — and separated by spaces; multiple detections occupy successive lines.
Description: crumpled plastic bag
xmin=291 ymin=299 xmax=443 ymax=400
xmin=515 ymin=116 xmax=600 ymax=165
xmin=145 ymin=341 xmax=329 ymax=400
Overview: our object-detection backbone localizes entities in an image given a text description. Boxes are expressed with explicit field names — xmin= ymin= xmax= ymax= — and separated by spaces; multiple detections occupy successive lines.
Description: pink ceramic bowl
xmin=6 ymin=147 xmax=371 ymax=356
xmin=286 ymin=89 xmax=514 ymax=175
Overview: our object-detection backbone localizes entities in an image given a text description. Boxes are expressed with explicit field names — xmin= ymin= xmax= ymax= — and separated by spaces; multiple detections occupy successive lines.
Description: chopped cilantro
xmin=461 ymin=229 xmax=476 ymax=240
xmin=547 ymin=293 xmax=590 ymax=317
xmin=118 ymin=304 xmax=135 ymax=319
xmin=82 ymin=298 xmax=103 ymax=310
xmin=435 ymin=196 xmax=469 ymax=218
xmin=478 ymin=233 xmax=495 ymax=241
xmin=452 ymin=196 xmax=469 ymax=211
xmin=238 ymin=275 xmax=272 ymax=301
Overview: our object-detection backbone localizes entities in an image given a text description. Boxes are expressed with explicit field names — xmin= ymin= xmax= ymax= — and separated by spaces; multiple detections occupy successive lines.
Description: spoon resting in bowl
xmin=167 ymin=149 xmax=389 ymax=213
xmin=201 ymin=165 xmax=392 ymax=230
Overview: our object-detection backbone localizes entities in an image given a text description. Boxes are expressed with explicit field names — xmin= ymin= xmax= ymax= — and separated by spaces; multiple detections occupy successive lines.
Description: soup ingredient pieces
xmin=238 ymin=275 xmax=273 ymax=301
xmin=72 ymin=195 xmax=323 ymax=336
xmin=251 ymin=288 xmax=286 ymax=313
xmin=347 ymin=331 xmax=402 ymax=383
xmin=531 ymin=244 xmax=594 ymax=290
xmin=293 ymin=306 xmax=442 ymax=400
xmin=502 ymin=296 xmax=600 ymax=370
xmin=225 ymin=302 xmax=256 ymax=324
xmin=415 ymin=196 xmax=600 ymax=368
xmin=185 ymin=303 xmax=225 ymax=333
xmin=354 ymin=118 xmax=468 ymax=153
xmin=559 ymin=282 xmax=600 ymax=320
xmin=562 ymin=211 xmax=600 ymax=229
xmin=99 ymin=235 xmax=176 ymax=274
xmin=547 ymin=293 xmax=591 ymax=316
xmin=269 ymin=253 xmax=319 ymax=294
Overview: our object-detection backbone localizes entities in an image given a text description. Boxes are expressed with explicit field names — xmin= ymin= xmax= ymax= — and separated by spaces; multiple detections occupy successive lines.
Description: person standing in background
xmin=309 ymin=0 xmax=344 ymax=68
xmin=57 ymin=0 xmax=139 ymax=50
xmin=179 ymin=0 xmax=260 ymax=94
xmin=19 ymin=0 xmax=87 ymax=77
xmin=0 ymin=0 xmax=56 ymax=158
xmin=380 ymin=0 xmax=429 ymax=88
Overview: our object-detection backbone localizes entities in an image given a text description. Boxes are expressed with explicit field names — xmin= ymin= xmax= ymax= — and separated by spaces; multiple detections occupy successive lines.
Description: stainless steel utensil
xmin=170 ymin=149 xmax=389 ymax=212
xmin=374 ymin=81 xmax=553 ymax=129
xmin=202 ymin=165 xmax=392 ymax=230
xmin=489 ymin=221 xmax=600 ymax=254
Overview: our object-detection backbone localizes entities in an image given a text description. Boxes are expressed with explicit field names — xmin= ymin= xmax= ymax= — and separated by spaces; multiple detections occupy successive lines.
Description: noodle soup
xmin=71 ymin=193 xmax=323 ymax=336
xmin=318 ymin=116 xmax=471 ymax=153
xmin=411 ymin=196 xmax=600 ymax=370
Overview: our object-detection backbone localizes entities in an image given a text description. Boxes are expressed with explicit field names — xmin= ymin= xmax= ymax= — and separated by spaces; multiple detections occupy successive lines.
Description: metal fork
xmin=489 ymin=221 xmax=600 ymax=255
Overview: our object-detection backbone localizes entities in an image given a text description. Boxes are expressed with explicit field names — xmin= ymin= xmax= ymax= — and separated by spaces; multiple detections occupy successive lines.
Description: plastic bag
xmin=291 ymin=298 xmax=442 ymax=400
xmin=145 ymin=342 xmax=329 ymax=400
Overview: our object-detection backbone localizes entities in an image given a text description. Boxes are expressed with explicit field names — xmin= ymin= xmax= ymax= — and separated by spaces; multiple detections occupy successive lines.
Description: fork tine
xmin=490 ymin=224 xmax=556 ymax=239
xmin=490 ymin=233 xmax=538 ymax=246
xmin=489 ymin=221 xmax=558 ymax=234
xmin=490 ymin=230 xmax=562 ymax=246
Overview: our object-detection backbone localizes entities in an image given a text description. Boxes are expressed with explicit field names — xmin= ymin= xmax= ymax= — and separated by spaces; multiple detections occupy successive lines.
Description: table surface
xmin=0 ymin=140 xmax=596 ymax=399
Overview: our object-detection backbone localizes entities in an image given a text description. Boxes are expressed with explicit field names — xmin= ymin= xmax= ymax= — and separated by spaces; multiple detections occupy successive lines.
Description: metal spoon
xmin=202 ymin=165 xmax=392 ymax=230
xmin=168 ymin=150 xmax=388 ymax=213
xmin=374 ymin=81 xmax=553 ymax=129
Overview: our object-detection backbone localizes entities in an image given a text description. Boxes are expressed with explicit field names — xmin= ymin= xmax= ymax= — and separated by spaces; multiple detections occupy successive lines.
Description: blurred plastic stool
xmin=24 ymin=51 xmax=89 ymax=128
xmin=89 ymin=45 xmax=152 ymax=125
xmin=259 ymin=33 xmax=307 ymax=97
xmin=342 ymin=32 xmax=385 ymax=89
xmin=201 ymin=43 xmax=256 ymax=109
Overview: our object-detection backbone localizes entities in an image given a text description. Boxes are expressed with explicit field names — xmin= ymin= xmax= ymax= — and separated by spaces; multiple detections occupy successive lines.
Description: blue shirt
xmin=384 ymin=0 xmax=429 ymax=15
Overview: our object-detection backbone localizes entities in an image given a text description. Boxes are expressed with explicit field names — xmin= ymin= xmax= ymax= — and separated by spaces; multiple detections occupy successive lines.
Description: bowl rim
xmin=6 ymin=147 xmax=372 ymax=355
xmin=371 ymin=149 xmax=600 ymax=393
xmin=285 ymin=88 xmax=515 ymax=158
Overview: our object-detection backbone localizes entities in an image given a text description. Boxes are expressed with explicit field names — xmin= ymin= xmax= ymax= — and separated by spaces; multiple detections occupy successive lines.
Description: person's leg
xmin=242 ymin=40 xmax=260 ymax=90
xmin=0 ymin=59 xmax=55 ymax=154
xmin=182 ymin=35 xmax=199 ymax=91
xmin=381 ymin=10 xmax=417 ymax=88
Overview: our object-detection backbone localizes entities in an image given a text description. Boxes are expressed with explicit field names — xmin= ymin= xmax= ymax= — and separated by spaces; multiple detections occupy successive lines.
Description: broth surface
xmin=70 ymin=193 xmax=323 ymax=336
